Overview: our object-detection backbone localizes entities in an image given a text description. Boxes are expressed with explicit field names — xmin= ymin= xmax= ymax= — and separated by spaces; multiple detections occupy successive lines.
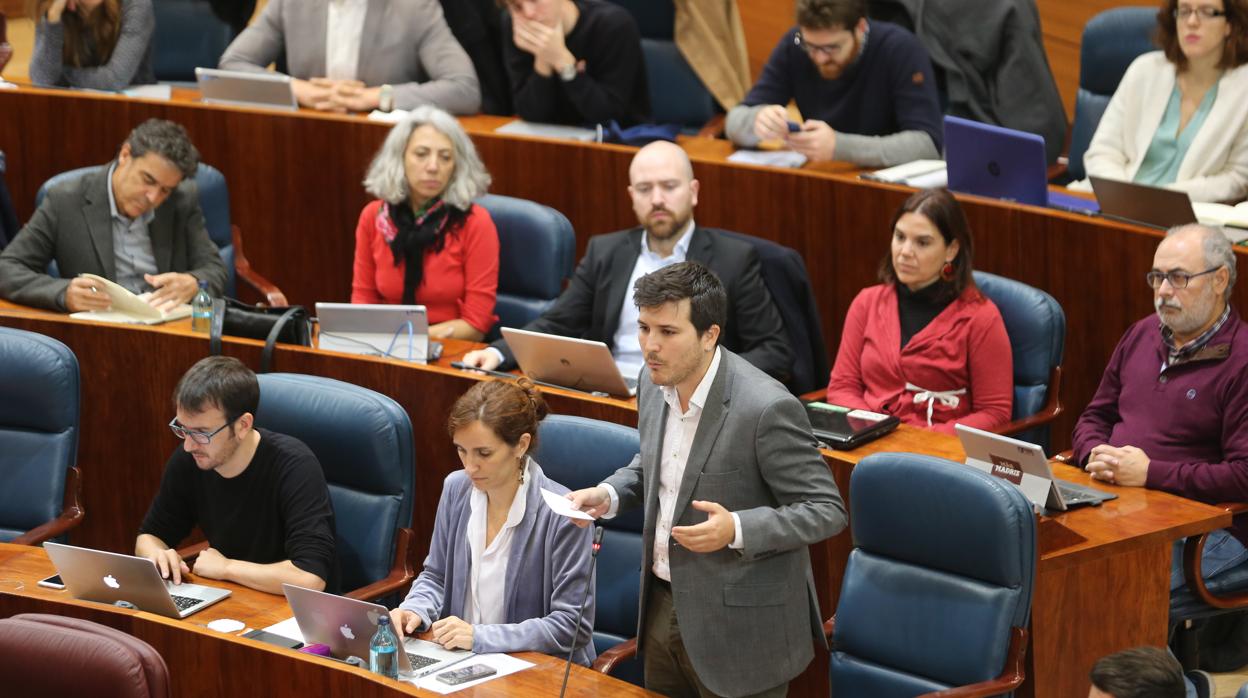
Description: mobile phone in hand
xmin=786 ymin=120 xmax=802 ymax=133
xmin=435 ymin=663 xmax=497 ymax=685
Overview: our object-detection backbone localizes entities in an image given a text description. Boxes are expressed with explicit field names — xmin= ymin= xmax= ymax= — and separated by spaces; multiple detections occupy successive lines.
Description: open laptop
xmin=1088 ymin=175 xmax=1199 ymax=230
xmin=195 ymin=68 xmax=298 ymax=111
xmin=803 ymin=401 xmax=900 ymax=450
xmin=955 ymin=424 xmax=1116 ymax=513
xmin=944 ymin=115 xmax=1099 ymax=214
xmin=43 ymin=542 xmax=231 ymax=619
xmin=501 ymin=327 xmax=637 ymax=397
xmin=316 ymin=303 xmax=439 ymax=363
xmin=283 ymin=584 xmax=470 ymax=675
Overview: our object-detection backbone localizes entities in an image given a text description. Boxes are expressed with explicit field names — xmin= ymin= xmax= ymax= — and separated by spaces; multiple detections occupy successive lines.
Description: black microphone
xmin=558 ymin=525 xmax=604 ymax=698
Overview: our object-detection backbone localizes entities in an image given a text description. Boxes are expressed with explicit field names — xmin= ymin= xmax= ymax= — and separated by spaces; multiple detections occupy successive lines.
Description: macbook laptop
xmin=803 ymin=401 xmax=900 ymax=450
xmin=1088 ymin=175 xmax=1199 ymax=230
xmin=43 ymin=542 xmax=231 ymax=618
xmin=501 ymin=327 xmax=637 ymax=397
xmin=282 ymin=584 xmax=470 ymax=675
xmin=944 ymin=115 xmax=1099 ymax=214
xmin=196 ymin=68 xmax=298 ymax=111
xmin=955 ymin=424 xmax=1116 ymax=513
xmin=316 ymin=303 xmax=439 ymax=363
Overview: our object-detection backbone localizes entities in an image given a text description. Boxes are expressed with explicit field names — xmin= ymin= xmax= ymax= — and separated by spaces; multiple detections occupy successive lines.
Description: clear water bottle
xmin=369 ymin=615 xmax=399 ymax=679
xmin=190 ymin=281 xmax=212 ymax=333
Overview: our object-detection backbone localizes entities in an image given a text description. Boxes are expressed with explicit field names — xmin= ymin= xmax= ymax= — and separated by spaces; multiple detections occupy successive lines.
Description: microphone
xmin=558 ymin=525 xmax=604 ymax=698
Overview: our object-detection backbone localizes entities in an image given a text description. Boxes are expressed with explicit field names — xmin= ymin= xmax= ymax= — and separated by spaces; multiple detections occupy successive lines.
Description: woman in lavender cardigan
xmin=389 ymin=378 xmax=597 ymax=666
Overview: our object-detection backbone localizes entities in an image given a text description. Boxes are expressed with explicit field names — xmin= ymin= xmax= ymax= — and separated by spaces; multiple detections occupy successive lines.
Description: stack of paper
xmin=860 ymin=159 xmax=948 ymax=188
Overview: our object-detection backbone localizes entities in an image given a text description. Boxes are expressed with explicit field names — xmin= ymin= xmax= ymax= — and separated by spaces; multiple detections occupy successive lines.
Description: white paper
xmin=494 ymin=120 xmax=599 ymax=142
xmin=863 ymin=159 xmax=946 ymax=184
xmin=726 ymin=149 xmax=808 ymax=169
xmin=263 ymin=616 xmax=305 ymax=643
xmin=123 ymin=84 xmax=173 ymax=100
xmin=405 ymin=653 xmax=534 ymax=694
xmin=540 ymin=488 xmax=595 ymax=521
xmin=368 ymin=108 xmax=410 ymax=123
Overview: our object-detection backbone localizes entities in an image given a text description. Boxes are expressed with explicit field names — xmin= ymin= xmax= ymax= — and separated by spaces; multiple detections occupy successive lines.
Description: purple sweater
xmin=1073 ymin=311 xmax=1248 ymax=545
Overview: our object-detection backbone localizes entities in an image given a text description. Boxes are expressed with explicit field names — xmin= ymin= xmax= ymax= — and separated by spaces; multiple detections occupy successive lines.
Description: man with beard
xmin=136 ymin=357 xmax=337 ymax=594
xmin=1073 ymin=224 xmax=1248 ymax=594
xmin=725 ymin=0 xmax=942 ymax=168
xmin=460 ymin=140 xmax=791 ymax=381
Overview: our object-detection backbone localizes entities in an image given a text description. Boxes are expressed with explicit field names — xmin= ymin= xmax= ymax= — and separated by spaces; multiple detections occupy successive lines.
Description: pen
xmin=415 ymin=653 xmax=474 ymax=679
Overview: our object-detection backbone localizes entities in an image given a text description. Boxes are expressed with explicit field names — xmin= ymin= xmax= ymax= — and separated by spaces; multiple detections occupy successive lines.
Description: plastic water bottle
xmin=190 ymin=281 xmax=212 ymax=333
xmin=369 ymin=615 xmax=399 ymax=679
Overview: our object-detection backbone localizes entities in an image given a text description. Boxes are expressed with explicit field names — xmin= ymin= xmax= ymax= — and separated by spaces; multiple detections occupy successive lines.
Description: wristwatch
xmin=557 ymin=62 xmax=577 ymax=83
xmin=378 ymin=84 xmax=394 ymax=113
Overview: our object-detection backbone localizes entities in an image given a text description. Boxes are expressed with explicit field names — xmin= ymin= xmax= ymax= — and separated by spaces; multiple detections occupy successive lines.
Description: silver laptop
xmin=1089 ymin=175 xmax=1198 ymax=230
xmin=196 ymin=67 xmax=297 ymax=111
xmin=501 ymin=327 xmax=637 ymax=397
xmin=282 ymin=584 xmax=470 ymax=675
xmin=955 ymin=424 xmax=1116 ymax=512
xmin=43 ymin=542 xmax=231 ymax=618
xmin=315 ymin=303 xmax=434 ymax=363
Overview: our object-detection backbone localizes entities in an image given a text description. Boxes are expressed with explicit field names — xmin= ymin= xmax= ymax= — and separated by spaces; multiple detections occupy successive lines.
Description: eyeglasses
xmin=168 ymin=416 xmax=238 ymax=445
xmin=1174 ymin=5 xmax=1228 ymax=21
xmin=794 ymin=31 xmax=849 ymax=57
xmin=1145 ymin=266 xmax=1220 ymax=289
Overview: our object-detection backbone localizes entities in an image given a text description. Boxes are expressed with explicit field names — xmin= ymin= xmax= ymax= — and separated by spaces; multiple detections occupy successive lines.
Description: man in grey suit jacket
xmin=0 ymin=119 xmax=227 ymax=313
xmin=218 ymin=0 xmax=481 ymax=114
xmin=569 ymin=262 xmax=847 ymax=697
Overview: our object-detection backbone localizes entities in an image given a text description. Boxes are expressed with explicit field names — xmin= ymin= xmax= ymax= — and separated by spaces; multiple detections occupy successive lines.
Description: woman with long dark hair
xmin=28 ymin=0 xmax=154 ymax=89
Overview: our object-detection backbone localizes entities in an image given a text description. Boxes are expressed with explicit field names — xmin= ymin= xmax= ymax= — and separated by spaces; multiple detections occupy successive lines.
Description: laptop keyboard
xmin=170 ymin=594 xmax=202 ymax=611
xmin=406 ymin=653 xmax=441 ymax=671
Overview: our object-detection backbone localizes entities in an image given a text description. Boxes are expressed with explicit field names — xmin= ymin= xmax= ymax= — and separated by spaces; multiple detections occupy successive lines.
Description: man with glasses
xmin=135 ymin=356 xmax=337 ymax=594
xmin=724 ymin=0 xmax=941 ymax=167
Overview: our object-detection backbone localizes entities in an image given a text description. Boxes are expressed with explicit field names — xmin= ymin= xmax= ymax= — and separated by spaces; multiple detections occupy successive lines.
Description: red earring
xmin=941 ymin=261 xmax=954 ymax=281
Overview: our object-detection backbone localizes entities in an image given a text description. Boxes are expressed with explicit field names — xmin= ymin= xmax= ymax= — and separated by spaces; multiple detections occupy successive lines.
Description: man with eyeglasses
xmin=724 ymin=0 xmax=941 ymax=168
xmin=135 ymin=356 xmax=337 ymax=594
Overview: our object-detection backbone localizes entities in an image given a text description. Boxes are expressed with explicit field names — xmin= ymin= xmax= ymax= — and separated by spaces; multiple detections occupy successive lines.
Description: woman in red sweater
xmin=352 ymin=106 xmax=499 ymax=341
xmin=826 ymin=188 xmax=1013 ymax=434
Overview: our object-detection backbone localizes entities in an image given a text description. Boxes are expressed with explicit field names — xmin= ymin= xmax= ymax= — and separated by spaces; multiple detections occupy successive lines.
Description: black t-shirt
xmin=502 ymin=0 xmax=650 ymax=126
xmin=138 ymin=428 xmax=338 ymax=591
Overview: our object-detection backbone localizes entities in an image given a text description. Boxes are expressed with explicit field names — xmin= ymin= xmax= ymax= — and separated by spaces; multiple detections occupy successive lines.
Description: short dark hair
xmin=796 ymin=0 xmax=866 ymax=30
xmin=447 ymin=377 xmax=548 ymax=453
xmin=125 ymin=119 xmax=199 ymax=180
xmin=1157 ymin=0 xmax=1248 ymax=71
xmin=878 ymin=187 xmax=978 ymax=303
xmin=174 ymin=356 xmax=259 ymax=421
xmin=1089 ymin=647 xmax=1184 ymax=698
xmin=632 ymin=261 xmax=727 ymax=341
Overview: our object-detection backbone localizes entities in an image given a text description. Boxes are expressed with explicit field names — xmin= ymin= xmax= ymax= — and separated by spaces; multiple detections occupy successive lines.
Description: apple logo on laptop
xmin=103 ymin=575 xmax=120 ymax=589
xmin=339 ymin=624 xmax=355 ymax=641
xmin=366 ymin=610 xmax=380 ymax=626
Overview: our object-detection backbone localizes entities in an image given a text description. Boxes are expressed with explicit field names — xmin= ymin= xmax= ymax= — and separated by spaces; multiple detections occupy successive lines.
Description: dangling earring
xmin=517 ymin=458 xmax=526 ymax=483
xmin=941 ymin=261 xmax=955 ymax=281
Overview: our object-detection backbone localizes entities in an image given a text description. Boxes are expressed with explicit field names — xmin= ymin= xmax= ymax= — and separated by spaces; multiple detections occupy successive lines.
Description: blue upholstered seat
xmin=830 ymin=452 xmax=1036 ymax=696
xmin=151 ymin=0 xmax=236 ymax=83
xmin=476 ymin=194 xmax=575 ymax=341
xmin=607 ymin=0 xmax=718 ymax=128
xmin=0 ymin=327 xmax=83 ymax=545
xmin=254 ymin=373 xmax=415 ymax=599
xmin=532 ymin=414 xmax=644 ymax=687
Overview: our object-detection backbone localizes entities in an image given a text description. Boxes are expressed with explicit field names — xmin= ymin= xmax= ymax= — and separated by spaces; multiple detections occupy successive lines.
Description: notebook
xmin=43 ymin=542 xmax=230 ymax=619
xmin=196 ymin=68 xmax=297 ymax=111
xmin=802 ymin=402 xmax=900 ymax=450
xmin=955 ymin=424 xmax=1116 ymax=512
xmin=68 ymin=273 xmax=191 ymax=325
xmin=501 ymin=327 xmax=637 ymax=397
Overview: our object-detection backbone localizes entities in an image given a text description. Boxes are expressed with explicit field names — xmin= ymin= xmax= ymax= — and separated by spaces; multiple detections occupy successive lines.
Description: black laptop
xmin=803 ymin=402 xmax=901 ymax=450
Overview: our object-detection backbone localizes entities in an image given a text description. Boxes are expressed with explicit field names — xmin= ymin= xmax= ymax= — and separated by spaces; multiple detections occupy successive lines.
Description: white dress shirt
xmin=463 ymin=458 xmax=532 ymax=625
xmin=611 ymin=220 xmax=695 ymax=377
xmin=325 ymin=0 xmax=367 ymax=81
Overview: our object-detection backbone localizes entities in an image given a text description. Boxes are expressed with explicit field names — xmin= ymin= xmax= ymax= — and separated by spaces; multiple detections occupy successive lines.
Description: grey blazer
xmin=0 ymin=166 xmax=227 ymax=312
xmin=218 ymin=0 xmax=481 ymax=114
xmin=603 ymin=349 xmax=847 ymax=697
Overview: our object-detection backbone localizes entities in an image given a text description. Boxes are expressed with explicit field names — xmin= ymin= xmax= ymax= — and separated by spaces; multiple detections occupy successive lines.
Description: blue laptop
xmin=944 ymin=115 xmax=1098 ymax=215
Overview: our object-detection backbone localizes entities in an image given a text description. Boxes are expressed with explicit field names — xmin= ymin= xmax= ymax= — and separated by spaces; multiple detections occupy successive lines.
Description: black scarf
xmin=386 ymin=200 xmax=464 ymax=305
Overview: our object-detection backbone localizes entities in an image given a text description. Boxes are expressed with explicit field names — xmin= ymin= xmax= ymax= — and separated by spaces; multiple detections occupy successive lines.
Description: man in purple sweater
xmin=1073 ymin=224 xmax=1248 ymax=593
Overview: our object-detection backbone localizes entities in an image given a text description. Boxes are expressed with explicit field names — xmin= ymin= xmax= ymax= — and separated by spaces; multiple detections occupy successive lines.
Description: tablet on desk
xmin=803 ymin=402 xmax=899 ymax=450
xmin=196 ymin=68 xmax=297 ymax=111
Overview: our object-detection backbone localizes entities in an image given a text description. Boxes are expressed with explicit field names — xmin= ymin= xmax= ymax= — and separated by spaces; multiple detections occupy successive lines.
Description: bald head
xmin=630 ymin=141 xmax=695 ymax=183
xmin=627 ymin=141 xmax=699 ymax=246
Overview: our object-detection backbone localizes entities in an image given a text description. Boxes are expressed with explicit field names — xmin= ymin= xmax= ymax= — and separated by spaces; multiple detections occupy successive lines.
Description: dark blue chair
xmin=476 ymin=194 xmax=575 ymax=342
xmin=974 ymin=271 xmax=1066 ymax=454
xmin=1067 ymin=7 xmax=1157 ymax=182
xmin=37 ymin=164 xmax=287 ymax=305
xmin=829 ymin=452 xmax=1035 ymax=696
xmin=151 ymin=0 xmax=237 ymax=83
xmin=0 ymin=327 xmax=84 ymax=545
xmin=532 ymin=414 xmax=644 ymax=687
xmin=0 ymin=151 xmax=17 ymax=250
xmin=252 ymin=373 xmax=416 ymax=600
xmin=607 ymin=0 xmax=718 ymax=129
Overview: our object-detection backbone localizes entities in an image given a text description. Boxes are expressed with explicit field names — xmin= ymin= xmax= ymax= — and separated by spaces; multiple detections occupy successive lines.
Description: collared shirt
xmin=463 ymin=457 xmax=531 ymax=625
xmin=105 ymin=162 xmax=158 ymax=294
xmin=612 ymin=220 xmax=695 ymax=377
xmin=325 ymin=0 xmax=367 ymax=81
xmin=1161 ymin=304 xmax=1231 ymax=370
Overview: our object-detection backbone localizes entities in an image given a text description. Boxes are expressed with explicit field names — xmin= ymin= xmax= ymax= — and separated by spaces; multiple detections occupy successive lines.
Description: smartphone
xmin=37 ymin=574 xmax=66 ymax=590
xmin=786 ymin=120 xmax=802 ymax=133
xmin=435 ymin=663 xmax=497 ymax=685
xmin=242 ymin=629 xmax=304 ymax=650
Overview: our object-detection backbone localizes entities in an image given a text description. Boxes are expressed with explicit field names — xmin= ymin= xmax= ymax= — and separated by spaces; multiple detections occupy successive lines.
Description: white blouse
xmin=463 ymin=458 xmax=531 ymax=625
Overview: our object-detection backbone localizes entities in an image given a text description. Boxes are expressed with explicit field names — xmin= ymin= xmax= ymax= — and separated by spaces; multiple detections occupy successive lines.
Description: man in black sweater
xmin=499 ymin=0 xmax=650 ymax=126
xmin=136 ymin=356 xmax=337 ymax=595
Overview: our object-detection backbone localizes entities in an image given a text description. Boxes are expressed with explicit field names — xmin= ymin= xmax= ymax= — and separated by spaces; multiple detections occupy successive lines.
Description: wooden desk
xmin=0 ymin=543 xmax=654 ymax=697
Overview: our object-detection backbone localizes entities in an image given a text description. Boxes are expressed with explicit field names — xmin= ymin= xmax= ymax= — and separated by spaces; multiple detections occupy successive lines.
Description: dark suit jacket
xmin=490 ymin=225 xmax=793 ymax=381
xmin=0 ymin=166 xmax=227 ymax=311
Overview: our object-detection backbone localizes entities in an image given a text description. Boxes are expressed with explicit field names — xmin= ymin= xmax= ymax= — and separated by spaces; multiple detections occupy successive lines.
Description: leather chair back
xmin=532 ymin=414 xmax=645 ymax=687
xmin=476 ymin=194 xmax=575 ymax=341
xmin=151 ymin=0 xmax=236 ymax=83
xmin=608 ymin=0 xmax=716 ymax=127
xmin=255 ymin=373 xmax=414 ymax=595
xmin=0 ymin=151 xmax=17 ymax=250
xmin=1067 ymin=6 xmax=1157 ymax=181
xmin=0 ymin=613 xmax=169 ymax=698
xmin=0 ymin=327 xmax=79 ymax=542
xmin=974 ymin=271 xmax=1066 ymax=451
xmin=831 ymin=452 xmax=1036 ymax=695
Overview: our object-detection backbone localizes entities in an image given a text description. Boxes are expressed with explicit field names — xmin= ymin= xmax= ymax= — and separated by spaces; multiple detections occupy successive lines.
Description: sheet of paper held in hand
xmin=68 ymin=273 xmax=191 ymax=325
xmin=540 ymin=488 xmax=596 ymax=521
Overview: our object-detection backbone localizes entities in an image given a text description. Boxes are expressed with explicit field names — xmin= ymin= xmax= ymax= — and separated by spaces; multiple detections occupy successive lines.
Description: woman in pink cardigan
xmin=827 ymin=188 xmax=1013 ymax=434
